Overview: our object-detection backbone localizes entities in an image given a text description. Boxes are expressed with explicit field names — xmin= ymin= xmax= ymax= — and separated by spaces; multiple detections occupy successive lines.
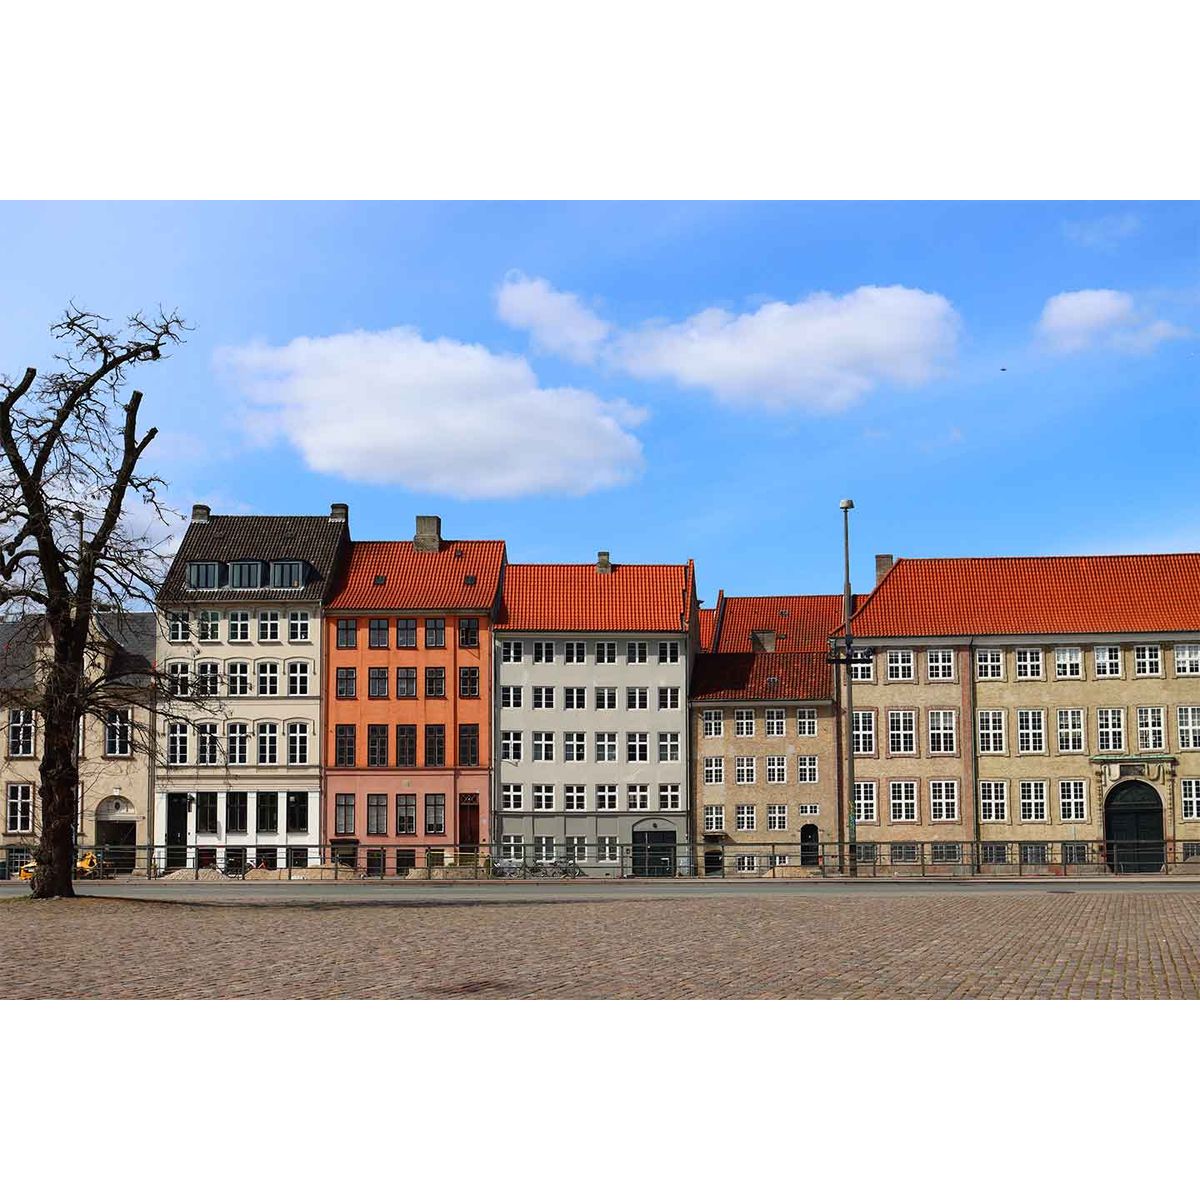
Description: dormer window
xmin=229 ymin=561 xmax=262 ymax=589
xmin=186 ymin=561 xmax=219 ymax=589
xmin=270 ymin=561 xmax=304 ymax=589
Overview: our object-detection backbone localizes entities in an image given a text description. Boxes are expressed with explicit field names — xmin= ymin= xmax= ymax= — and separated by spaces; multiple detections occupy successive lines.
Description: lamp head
xmin=839 ymin=498 xmax=855 ymax=511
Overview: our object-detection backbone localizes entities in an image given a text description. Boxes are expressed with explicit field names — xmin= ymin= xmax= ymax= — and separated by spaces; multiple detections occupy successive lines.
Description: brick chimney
xmin=191 ymin=503 xmax=211 ymax=523
xmin=414 ymin=515 xmax=442 ymax=552
xmin=596 ymin=550 xmax=613 ymax=575
xmin=329 ymin=502 xmax=349 ymax=523
xmin=875 ymin=553 xmax=894 ymax=584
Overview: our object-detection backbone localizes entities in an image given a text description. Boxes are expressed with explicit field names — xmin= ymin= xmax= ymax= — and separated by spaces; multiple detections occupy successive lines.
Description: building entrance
xmin=1104 ymin=781 xmax=1165 ymax=873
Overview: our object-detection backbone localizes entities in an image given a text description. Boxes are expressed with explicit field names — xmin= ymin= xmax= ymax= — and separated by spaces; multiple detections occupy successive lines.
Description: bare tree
xmin=1 ymin=307 xmax=187 ymax=897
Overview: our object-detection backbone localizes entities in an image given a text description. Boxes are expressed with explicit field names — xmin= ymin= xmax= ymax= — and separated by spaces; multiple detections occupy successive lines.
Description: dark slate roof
xmin=97 ymin=612 xmax=157 ymax=684
xmin=0 ymin=616 xmax=42 ymax=693
xmin=158 ymin=514 xmax=350 ymax=605
xmin=690 ymin=652 xmax=835 ymax=702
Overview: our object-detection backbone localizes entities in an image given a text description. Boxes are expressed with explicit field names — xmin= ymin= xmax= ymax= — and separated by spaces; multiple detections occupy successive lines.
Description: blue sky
xmin=1 ymin=201 xmax=1196 ymax=606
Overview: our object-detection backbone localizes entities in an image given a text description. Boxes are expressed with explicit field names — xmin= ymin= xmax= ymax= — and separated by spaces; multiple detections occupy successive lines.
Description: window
xmin=658 ymin=732 xmax=680 ymax=762
xmin=1134 ymin=645 xmax=1162 ymax=677
xmin=766 ymin=755 xmax=787 ymax=783
xmin=195 ymin=793 xmax=218 ymax=834
xmin=282 ymin=791 xmax=307 ymax=834
xmin=1017 ymin=709 xmax=1045 ymax=754
xmin=930 ymin=779 xmax=959 ymax=821
xmin=532 ymin=731 xmax=555 ymax=762
xmin=287 ymin=722 xmax=309 ymax=765
xmin=564 ymin=687 xmax=586 ymax=710
xmin=457 ymin=617 xmax=479 ymax=648
xmin=500 ymin=640 xmax=523 ymax=663
xmin=735 ymin=854 xmax=758 ymax=874
xmin=564 ymin=785 xmax=586 ymax=811
xmin=564 ymin=731 xmax=586 ymax=762
xmin=1175 ymin=645 xmax=1200 ymax=676
xmin=501 ymin=731 xmax=522 ymax=762
xmin=366 ymin=617 xmax=389 ymax=648
xmin=734 ymin=709 xmax=755 ymax=737
xmin=229 ymin=561 xmax=260 ymax=589
xmin=500 ymin=685 xmax=522 ymax=708
xmin=221 ymin=661 xmax=247 ymax=697
xmin=287 ymin=660 xmax=310 ymax=696
xmin=501 ymin=784 xmax=524 ymax=811
xmin=767 ymin=804 xmax=788 ymax=831
xmin=595 ymin=687 xmax=617 ymax=710
xmin=6 ymin=783 xmax=33 ymax=834
xmin=659 ymin=784 xmax=682 ymax=810
xmin=364 ymin=794 xmax=387 ymax=836
xmin=854 ymin=781 xmax=877 ymax=822
xmin=1015 ymin=649 xmax=1043 ymax=679
xmin=8 ymin=709 xmax=35 ymax=757
xmin=1097 ymin=708 xmax=1125 ymax=752
xmin=197 ymin=610 xmax=220 ymax=641
xmin=735 ymin=756 xmax=756 ymax=784
xmin=194 ymin=660 xmax=219 ymax=697
xmin=335 ymin=666 xmax=356 ymax=699
xmin=1063 ymin=842 xmax=1090 ymax=865
xmin=1052 ymin=647 xmax=1081 ymax=679
xmin=626 ymin=641 xmax=647 ymax=664
xmin=1059 ymin=780 xmax=1087 ymax=822
xmin=226 ymin=792 xmax=248 ymax=835
xmin=532 ymin=686 xmax=554 ymax=710
xmin=658 ymin=687 xmax=681 ymax=710
xmin=167 ymin=661 xmax=190 ymax=697
xmin=1094 ymin=645 xmax=1122 ymax=677
xmin=532 ymin=640 xmax=554 ymax=663
xmin=257 ymin=723 xmax=278 ymax=765
xmin=227 ymin=723 xmax=248 ymax=765
xmin=797 ymin=803 xmax=820 ymax=816
xmin=627 ymin=732 xmax=648 ymax=762
xmin=1019 ymin=780 xmax=1047 ymax=822
xmin=763 ymin=707 xmax=785 ymax=736
xmin=425 ymin=666 xmax=446 ymax=698
xmin=1020 ymin=843 xmax=1048 ymax=866
xmin=1058 ymin=708 xmax=1084 ymax=753
xmin=596 ymin=785 xmax=618 ymax=811
xmin=704 ymin=756 xmax=724 ymax=784
xmin=796 ymin=708 xmax=817 ymax=737
xmin=852 ymin=710 xmax=875 ymax=755
xmin=258 ymin=611 xmax=280 ymax=641
xmin=395 ymin=667 xmax=417 ymax=698
xmin=979 ymin=780 xmax=1007 ymax=822
xmin=167 ymin=722 xmax=188 ymax=765
xmin=255 ymin=793 xmax=278 ymax=833
xmin=425 ymin=725 xmax=446 ymax=767
xmin=532 ymin=784 xmax=554 ymax=811
xmin=424 ymin=794 xmax=446 ymax=835
xmin=533 ymin=836 xmax=555 ymax=863
xmin=657 ymin=641 xmax=680 ymax=664
xmin=928 ymin=710 xmax=957 ymax=754
xmin=257 ymin=661 xmax=279 ymax=696
xmin=168 ymin=611 xmax=190 ymax=642
xmin=736 ymin=804 xmax=756 ymax=831
xmin=1137 ymin=706 xmax=1165 ymax=752
xmin=977 ymin=709 xmax=1005 ymax=754
xmin=500 ymin=835 xmax=524 ymax=861
xmin=197 ymin=723 xmax=219 ymax=765
xmin=927 ymin=649 xmax=955 ymax=680
xmin=396 ymin=725 xmax=417 ymax=768
xmin=888 ymin=709 xmax=916 ymax=754
xmin=849 ymin=650 xmax=873 ymax=681
xmin=336 ymin=618 xmax=357 ymax=648
xmin=288 ymin=611 xmax=310 ymax=642
xmin=335 ymin=794 xmax=355 ymax=835
xmin=887 ymin=649 xmax=914 ymax=681
xmin=334 ymin=724 xmax=356 ymax=767
xmin=890 ymin=781 xmax=917 ymax=823
xmin=1178 ymin=707 xmax=1200 ymax=750
xmin=796 ymin=755 xmax=818 ymax=783
xmin=563 ymin=640 xmax=585 ymax=663
xmin=565 ymin=836 xmax=588 ymax=864
xmin=367 ymin=666 xmax=388 ymax=698
xmin=976 ymin=649 xmax=1003 ymax=680
xmin=271 ymin=561 xmax=303 ymax=589
xmin=930 ymin=843 xmax=962 ymax=864
xmin=1181 ymin=779 xmax=1200 ymax=821
xmin=598 ymin=837 xmax=618 ymax=864
xmin=228 ymin=611 xmax=250 ymax=641
xmin=626 ymin=687 xmax=648 ymax=710
xmin=459 ymin=724 xmax=479 ymax=767
xmin=890 ymin=843 xmax=918 ymax=864
xmin=596 ymin=641 xmax=616 ymax=664
xmin=366 ymin=724 xmax=388 ymax=767
xmin=425 ymin=618 xmax=445 ymax=649
xmin=704 ymin=805 xmax=725 ymax=832
xmin=702 ymin=709 xmax=724 ymax=736
xmin=981 ymin=842 xmax=1008 ymax=865
xmin=595 ymin=732 xmax=617 ymax=762
xmin=187 ymin=561 xmax=219 ymax=589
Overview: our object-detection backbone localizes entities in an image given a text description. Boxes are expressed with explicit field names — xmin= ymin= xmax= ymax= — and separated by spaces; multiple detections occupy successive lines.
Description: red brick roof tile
xmin=713 ymin=594 xmax=845 ymax=653
xmin=698 ymin=607 xmax=717 ymax=651
xmin=328 ymin=540 xmax=506 ymax=611
xmin=690 ymin=652 xmax=834 ymax=702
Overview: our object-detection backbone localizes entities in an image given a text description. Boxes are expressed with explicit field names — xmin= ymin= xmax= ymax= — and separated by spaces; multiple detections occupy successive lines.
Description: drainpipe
xmin=968 ymin=638 xmax=981 ymax=874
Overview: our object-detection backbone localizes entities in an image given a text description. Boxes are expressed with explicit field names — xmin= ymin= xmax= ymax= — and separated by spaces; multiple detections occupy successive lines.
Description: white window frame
xmin=734 ymin=709 xmax=755 ymax=737
xmin=1175 ymin=645 xmax=1200 ymax=676
xmin=927 ymin=709 xmax=957 ymax=755
xmin=767 ymin=804 xmax=788 ymax=831
xmin=1016 ymin=709 xmax=1045 ymax=754
xmin=702 ymin=709 xmax=724 ymax=737
xmin=796 ymin=755 xmax=818 ymax=783
xmin=853 ymin=781 xmax=877 ymax=823
xmin=977 ymin=709 xmax=1005 ymax=754
xmin=1178 ymin=706 xmax=1200 ymax=751
xmin=703 ymin=756 xmax=724 ymax=784
xmin=1015 ymin=648 xmax=1043 ymax=680
xmin=1055 ymin=647 xmax=1082 ymax=679
xmin=1059 ymin=779 xmax=1087 ymax=822
xmin=888 ymin=709 xmax=916 ymax=755
xmin=929 ymin=779 xmax=959 ymax=822
xmin=735 ymin=804 xmax=756 ymax=832
xmin=889 ymin=780 xmax=917 ymax=823
xmin=886 ymin=649 xmax=914 ymax=681
xmin=1094 ymin=645 xmax=1122 ymax=678
xmin=6 ymin=782 xmax=34 ymax=834
xmin=1137 ymin=706 xmax=1165 ymax=752
xmin=703 ymin=805 xmax=725 ymax=832
xmin=766 ymin=755 xmax=787 ymax=783
xmin=852 ymin=710 xmax=875 ymax=755
xmin=734 ymin=756 xmax=756 ymax=784
xmin=1097 ymin=708 xmax=1125 ymax=753
xmin=1057 ymin=708 xmax=1085 ymax=753
xmin=764 ymin=708 xmax=785 ymax=736
xmin=796 ymin=708 xmax=817 ymax=737
xmin=1019 ymin=780 xmax=1048 ymax=823
xmin=979 ymin=780 xmax=1008 ymax=823
xmin=975 ymin=649 xmax=1003 ymax=680
xmin=1134 ymin=645 xmax=1162 ymax=677
xmin=927 ymin=649 xmax=955 ymax=681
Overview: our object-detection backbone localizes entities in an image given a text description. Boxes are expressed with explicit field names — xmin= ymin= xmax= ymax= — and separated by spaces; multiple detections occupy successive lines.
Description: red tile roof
xmin=848 ymin=554 xmax=1200 ymax=638
xmin=690 ymin=652 xmax=834 ymax=702
xmin=328 ymin=540 xmax=506 ymax=611
xmin=712 ymin=594 xmax=845 ymax=654
xmin=698 ymin=607 xmax=717 ymax=651
xmin=497 ymin=563 xmax=693 ymax=632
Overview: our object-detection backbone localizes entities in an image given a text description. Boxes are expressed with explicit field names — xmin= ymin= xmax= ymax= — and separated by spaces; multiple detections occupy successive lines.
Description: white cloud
xmin=1062 ymin=212 xmax=1141 ymax=251
xmin=219 ymin=327 xmax=644 ymax=500
xmin=495 ymin=271 xmax=610 ymax=364
xmin=1037 ymin=289 xmax=1188 ymax=353
xmin=609 ymin=285 xmax=961 ymax=409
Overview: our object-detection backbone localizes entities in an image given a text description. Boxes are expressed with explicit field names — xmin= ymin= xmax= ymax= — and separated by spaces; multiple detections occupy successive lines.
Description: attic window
xmin=186 ymin=562 xmax=219 ymax=589
xmin=270 ymin=561 xmax=304 ymax=589
xmin=464 ymin=574 xmax=477 ymax=587
xmin=229 ymin=561 xmax=261 ymax=589
xmin=374 ymin=575 xmax=387 ymax=586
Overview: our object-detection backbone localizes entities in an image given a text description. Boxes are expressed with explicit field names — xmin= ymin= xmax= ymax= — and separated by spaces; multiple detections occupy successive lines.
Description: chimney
xmin=329 ymin=502 xmax=349 ymax=523
xmin=191 ymin=503 xmax=211 ymax=523
xmin=875 ymin=553 xmax=894 ymax=585
xmin=751 ymin=629 xmax=777 ymax=653
xmin=414 ymin=515 xmax=442 ymax=553
xmin=596 ymin=550 xmax=613 ymax=575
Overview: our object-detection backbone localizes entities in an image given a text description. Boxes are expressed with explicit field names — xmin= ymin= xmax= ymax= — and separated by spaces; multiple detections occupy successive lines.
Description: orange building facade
xmin=322 ymin=518 xmax=505 ymax=872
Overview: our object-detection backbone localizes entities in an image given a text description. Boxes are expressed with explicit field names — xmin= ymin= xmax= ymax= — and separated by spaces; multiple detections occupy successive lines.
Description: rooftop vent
xmin=330 ymin=503 xmax=349 ymax=522
xmin=751 ymin=629 xmax=777 ymax=653
xmin=374 ymin=575 xmax=386 ymax=586
xmin=465 ymin=574 xmax=477 ymax=587
xmin=453 ymin=547 xmax=464 ymax=559
xmin=191 ymin=503 xmax=211 ymax=523
xmin=415 ymin=515 xmax=442 ymax=553
xmin=596 ymin=550 xmax=613 ymax=575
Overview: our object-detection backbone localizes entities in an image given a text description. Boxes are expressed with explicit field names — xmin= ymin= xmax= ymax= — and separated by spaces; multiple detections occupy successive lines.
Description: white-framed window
xmin=626 ymin=641 xmax=648 ymax=664
xmin=797 ymin=803 xmax=820 ymax=816
xmin=1178 ymin=706 xmax=1200 ymax=750
xmin=1058 ymin=708 xmax=1084 ymax=753
xmin=658 ymin=687 xmax=680 ymax=710
xmin=766 ymin=755 xmax=787 ymax=783
xmin=167 ymin=611 xmax=191 ymax=642
xmin=598 ymin=837 xmax=618 ymax=863
xmin=1015 ymin=649 xmax=1043 ymax=679
xmin=197 ymin=722 xmax=220 ymax=766
xmin=888 ymin=709 xmax=916 ymax=754
xmin=288 ymin=611 xmax=310 ymax=642
xmin=563 ymin=687 xmax=586 ymax=710
xmin=532 ymin=784 xmax=554 ymax=811
xmin=734 ymin=709 xmax=755 ymax=737
xmin=1059 ymin=780 xmax=1087 ymax=822
xmin=735 ymin=804 xmax=756 ymax=832
xmin=626 ymin=687 xmax=648 ymax=710
xmin=765 ymin=708 xmax=785 ymax=736
xmin=595 ymin=687 xmax=617 ymax=710
xmin=564 ymin=785 xmax=586 ymax=812
xmin=8 ymin=709 xmax=35 ymax=757
xmin=500 ymin=730 xmax=522 ymax=762
xmin=796 ymin=708 xmax=817 ymax=736
xmin=796 ymin=755 xmax=818 ymax=783
xmin=563 ymin=731 xmax=586 ymax=762
xmin=595 ymin=732 xmax=617 ymax=762
xmin=927 ymin=649 xmax=955 ymax=680
xmin=1019 ymin=780 xmax=1047 ymax=822
xmin=500 ymin=685 xmax=522 ymax=708
xmin=704 ymin=804 xmax=725 ymax=832
xmin=1175 ymin=645 xmax=1200 ymax=676
xmin=195 ymin=660 xmax=219 ymax=697
xmin=703 ymin=756 xmax=725 ymax=784
xmin=853 ymin=781 xmax=877 ymax=822
xmin=595 ymin=641 xmax=616 ymax=664
xmin=197 ymin=610 xmax=220 ymax=642
xmin=500 ymin=640 xmax=523 ymax=663
xmin=167 ymin=721 xmax=188 ymax=765
xmin=104 ymin=708 xmax=132 ymax=757
xmin=563 ymin=641 xmax=586 ymax=664
xmin=627 ymin=732 xmax=648 ymax=762
xmin=1135 ymin=645 xmax=1162 ymax=677
xmin=532 ymin=686 xmax=554 ymax=710
xmin=702 ymin=709 xmax=724 ymax=737
xmin=226 ymin=661 xmax=250 ymax=696
xmin=227 ymin=611 xmax=250 ymax=642
xmin=226 ymin=723 xmax=248 ymax=766
xmin=532 ymin=640 xmax=554 ymax=664
xmin=287 ymin=660 xmax=310 ymax=697
xmin=166 ymin=661 xmax=190 ymax=697
xmin=852 ymin=710 xmax=875 ymax=755
xmin=1137 ymin=706 xmax=1165 ymax=752
xmin=977 ymin=709 xmax=1005 ymax=754
xmin=1097 ymin=708 xmax=1125 ymax=752
xmin=928 ymin=710 xmax=957 ymax=754
xmin=1055 ymin=647 xmax=1082 ymax=679
xmin=735 ymin=756 xmax=756 ymax=784
xmin=1017 ymin=709 xmax=1045 ymax=754
xmin=286 ymin=722 xmax=309 ymax=765
xmin=767 ymin=804 xmax=787 ymax=831
xmin=257 ymin=661 xmax=279 ymax=696
xmin=849 ymin=651 xmax=874 ymax=682
xmin=500 ymin=835 xmax=524 ymax=860
xmin=596 ymin=784 xmax=618 ymax=811
xmin=930 ymin=779 xmax=958 ymax=821
xmin=979 ymin=780 xmax=1008 ymax=822
xmin=976 ymin=649 xmax=1003 ymax=680
xmin=887 ymin=649 xmax=914 ymax=681
xmin=532 ymin=731 xmax=555 ymax=762
xmin=657 ymin=641 xmax=680 ymax=664
xmin=625 ymin=784 xmax=648 ymax=811
xmin=258 ymin=611 xmax=280 ymax=641
xmin=659 ymin=784 xmax=682 ymax=810
xmin=533 ymin=836 xmax=555 ymax=863
xmin=658 ymin=732 xmax=680 ymax=762
xmin=1094 ymin=645 xmax=1122 ymax=677
xmin=6 ymin=783 xmax=34 ymax=834
xmin=735 ymin=854 xmax=758 ymax=874
xmin=889 ymin=780 xmax=917 ymax=822
xmin=1181 ymin=779 xmax=1200 ymax=821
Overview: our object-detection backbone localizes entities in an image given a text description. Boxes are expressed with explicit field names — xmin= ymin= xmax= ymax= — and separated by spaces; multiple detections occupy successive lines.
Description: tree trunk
xmin=31 ymin=697 xmax=79 ymax=899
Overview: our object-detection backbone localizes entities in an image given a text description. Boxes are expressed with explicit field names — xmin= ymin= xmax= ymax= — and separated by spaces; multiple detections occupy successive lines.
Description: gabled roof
xmin=698 ymin=607 xmax=717 ymax=652
xmin=711 ymin=594 xmax=845 ymax=654
xmin=497 ymin=563 xmax=693 ymax=633
xmin=158 ymin=513 xmax=350 ymax=605
xmin=1 ymin=612 xmax=157 ymax=694
xmin=690 ymin=652 xmax=834 ymax=702
xmin=847 ymin=554 xmax=1200 ymax=638
xmin=329 ymin=540 xmax=506 ymax=611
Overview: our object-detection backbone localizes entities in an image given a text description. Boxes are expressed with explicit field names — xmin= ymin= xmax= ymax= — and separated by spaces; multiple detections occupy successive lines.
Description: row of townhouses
xmin=5 ymin=505 xmax=1200 ymax=877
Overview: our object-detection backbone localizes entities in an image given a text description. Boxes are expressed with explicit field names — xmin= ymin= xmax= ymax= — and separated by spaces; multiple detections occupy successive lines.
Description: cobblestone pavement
xmin=3 ymin=889 xmax=1200 ymax=998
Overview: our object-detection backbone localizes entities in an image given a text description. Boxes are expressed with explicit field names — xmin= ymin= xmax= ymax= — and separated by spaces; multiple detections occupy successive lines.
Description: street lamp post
xmin=827 ymin=500 xmax=860 ymax=875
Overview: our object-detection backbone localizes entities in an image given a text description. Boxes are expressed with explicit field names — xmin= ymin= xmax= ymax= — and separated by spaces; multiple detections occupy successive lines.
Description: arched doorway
xmin=799 ymin=824 xmax=820 ymax=867
xmin=1104 ymin=781 xmax=1165 ymax=873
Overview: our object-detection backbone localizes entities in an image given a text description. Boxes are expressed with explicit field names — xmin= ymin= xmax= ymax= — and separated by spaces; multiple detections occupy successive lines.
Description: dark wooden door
xmin=1105 ymin=782 xmax=1164 ymax=873
xmin=799 ymin=823 xmax=820 ymax=866
xmin=632 ymin=830 xmax=676 ymax=877
xmin=457 ymin=794 xmax=480 ymax=847
xmin=166 ymin=794 xmax=189 ymax=870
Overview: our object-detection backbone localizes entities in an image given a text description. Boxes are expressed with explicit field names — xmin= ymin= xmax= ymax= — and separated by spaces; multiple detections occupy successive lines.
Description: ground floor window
xmin=735 ymin=854 xmax=757 ymax=873
xmin=534 ymin=835 xmax=555 ymax=863
xmin=1063 ymin=842 xmax=1090 ymax=865
xmin=854 ymin=844 xmax=878 ymax=865
xmin=501 ymin=835 xmax=524 ymax=860
xmin=769 ymin=854 xmax=789 ymax=867
xmin=395 ymin=848 xmax=416 ymax=875
xmin=254 ymin=847 xmax=278 ymax=870
xmin=196 ymin=792 xmax=218 ymax=835
xmin=287 ymin=846 xmax=309 ymax=868
xmin=598 ymin=837 xmax=617 ymax=863
xmin=889 ymin=843 xmax=918 ymax=864
xmin=930 ymin=843 xmax=961 ymax=864
xmin=1019 ymin=843 xmax=1048 ymax=866
xmin=1181 ymin=841 xmax=1200 ymax=863
xmin=981 ymin=842 xmax=1009 ymax=865
xmin=566 ymin=836 xmax=587 ymax=863
xmin=6 ymin=783 xmax=33 ymax=834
